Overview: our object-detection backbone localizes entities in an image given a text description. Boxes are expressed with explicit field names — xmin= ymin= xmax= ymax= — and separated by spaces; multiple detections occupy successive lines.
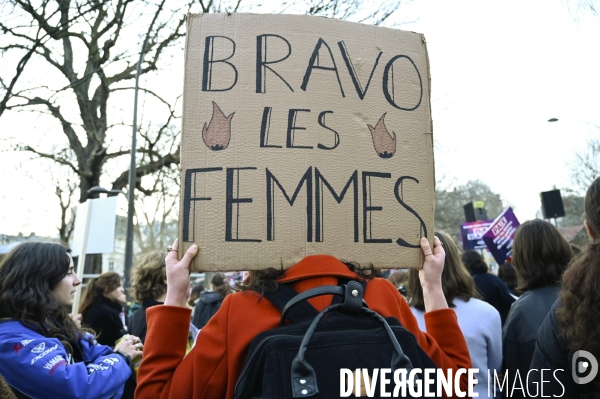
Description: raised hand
xmin=164 ymin=238 xmax=199 ymax=308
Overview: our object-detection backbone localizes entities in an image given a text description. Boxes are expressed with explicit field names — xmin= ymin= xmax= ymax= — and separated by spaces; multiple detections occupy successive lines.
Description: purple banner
xmin=459 ymin=220 xmax=494 ymax=251
xmin=482 ymin=207 xmax=520 ymax=265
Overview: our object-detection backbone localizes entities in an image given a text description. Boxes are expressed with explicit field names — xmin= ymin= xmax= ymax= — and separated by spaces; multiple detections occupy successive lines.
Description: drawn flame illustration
xmin=202 ymin=101 xmax=234 ymax=151
xmin=367 ymin=113 xmax=396 ymax=158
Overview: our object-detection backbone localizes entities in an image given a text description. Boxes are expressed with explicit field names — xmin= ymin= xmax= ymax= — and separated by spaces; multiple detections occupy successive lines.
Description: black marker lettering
xmin=202 ymin=36 xmax=238 ymax=92
xmin=256 ymin=34 xmax=294 ymax=93
xmin=362 ymin=172 xmax=392 ymax=243
xmin=226 ymin=168 xmax=261 ymax=242
xmin=286 ymin=109 xmax=313 ymax=149
xmin=338 ymin=41 xmax=382 ymax=100
xmin=382 ymin=55 xmax=422 ymax=111
xmin=183 ymin=167 xmax=223 ymax=242
xmin=315 ymin=169 xmax=358 ymax=242
xmin=316 ymin=111 xmax=339 ymax=150
xmin=301 ymin=38 xmax=345 ymax=97
xmin=266 ymin=167 xmax=313 ymax=242
xmin=394 ymin=176 xmax=428 ymax=247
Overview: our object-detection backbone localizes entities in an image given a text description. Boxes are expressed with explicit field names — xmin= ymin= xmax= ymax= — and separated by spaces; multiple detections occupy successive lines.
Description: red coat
xmin=136 ymin=255 xmax=472 ymax=398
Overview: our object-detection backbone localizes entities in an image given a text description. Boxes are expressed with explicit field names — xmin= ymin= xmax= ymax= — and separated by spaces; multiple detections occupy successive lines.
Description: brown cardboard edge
xmin=178 ymin=14 xmax=435 ymax=272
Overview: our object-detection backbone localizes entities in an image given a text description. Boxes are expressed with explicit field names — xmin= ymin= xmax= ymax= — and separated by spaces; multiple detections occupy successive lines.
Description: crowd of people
xmin=0 ymin=175 xmax=598 ymax=398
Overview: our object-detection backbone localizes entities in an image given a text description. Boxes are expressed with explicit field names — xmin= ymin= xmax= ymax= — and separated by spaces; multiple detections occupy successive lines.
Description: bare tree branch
xmin=111 ymin=147 xmax=180 ymax=192
xmin=18 ymin=145 xmax=82 ymax=176
xmin=0 ymin=38 xmax=40 ymax=117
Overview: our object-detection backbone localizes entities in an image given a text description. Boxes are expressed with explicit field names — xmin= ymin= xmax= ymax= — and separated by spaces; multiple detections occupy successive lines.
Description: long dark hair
xmin=461 ymin=250 xmax=489 ymax=274
xmin=512 ymin=219 xmax=572 ymax=294
xmin=557 ymin=177 xmax=600 ymax=365
xmin=497 ymin=261 xmax=518 ymax=294
xmin=0 ymin=242 xmax=83 ymax=350
xmin=406 ymin=231 xmax=481 ymax=311
xmin=79 ymin=271 xmax=122 ymax=318
xmin=210 ymin=272 xmax=233 ymax=298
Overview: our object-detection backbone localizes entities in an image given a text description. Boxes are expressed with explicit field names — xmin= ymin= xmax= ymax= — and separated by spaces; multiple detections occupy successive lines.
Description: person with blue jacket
xmin=0 ymin=242 xmax=143 ymax=399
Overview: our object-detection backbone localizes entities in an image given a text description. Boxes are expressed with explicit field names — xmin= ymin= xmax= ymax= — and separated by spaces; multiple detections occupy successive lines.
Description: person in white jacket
xmin=0 ymin=242 xmax=142 ymax=399
xmin=406 ymin=231 xmax=502 ymax=398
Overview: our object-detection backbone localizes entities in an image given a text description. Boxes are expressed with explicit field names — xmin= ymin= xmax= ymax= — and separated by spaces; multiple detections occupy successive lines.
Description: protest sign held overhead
xmin=460 ymin=220 xmax=494 ymax=251
xmin=179 ymin=13 xmax=435 ymax=271
xmin=482 ymin=207 xmax=520 ymax=265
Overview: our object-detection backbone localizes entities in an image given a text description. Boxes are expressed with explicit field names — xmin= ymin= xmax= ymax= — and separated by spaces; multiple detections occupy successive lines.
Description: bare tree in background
xmin=0 ymin=0 xmax=192 ymax=271
xmin=54 ymin=173 xmax=78 ymax=245
xmin=558 ymin=194 xmax=585 ymax=228
xmin=569 ymin=0 xmax=599 ymax=16
xmin=0 ymin=1 xmax=188 ymax=202
xmin=569 ymin=137 xmax=600 ymax=195
xmin=435 ymin=180 xmax=505 ymax=238
xmin=0 ymin=0 xmax=412 ymax=269
xmin=133 ymin=159 xmax=179 ymax=254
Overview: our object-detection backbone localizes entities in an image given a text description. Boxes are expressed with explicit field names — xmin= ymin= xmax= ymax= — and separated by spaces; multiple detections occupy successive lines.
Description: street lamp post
xmin=548 ymin=117 xmax=600 ymax=130
xmin=124 ymin=0 xmax=166 ymax=297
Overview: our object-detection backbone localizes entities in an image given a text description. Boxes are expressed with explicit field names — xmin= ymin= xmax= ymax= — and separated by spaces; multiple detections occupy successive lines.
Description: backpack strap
xmin=264 ymin=279 xmax=368 ymax=326
xmin=280 ymin=280 xmax=368 ymax=326
xmin=335 ymin=278 xmax=367 ymax=304
xmin=263 ymin=284 xmax=319 ymax=325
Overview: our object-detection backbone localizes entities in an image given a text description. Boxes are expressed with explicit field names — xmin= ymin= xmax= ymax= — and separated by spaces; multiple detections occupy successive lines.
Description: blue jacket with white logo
xmin=0 ymin=319 xmax=131 ymax=399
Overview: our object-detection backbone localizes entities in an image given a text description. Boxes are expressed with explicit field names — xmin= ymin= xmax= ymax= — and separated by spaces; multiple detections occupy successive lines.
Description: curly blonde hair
xmin=130 ymin=251 xmax=166 ymax=302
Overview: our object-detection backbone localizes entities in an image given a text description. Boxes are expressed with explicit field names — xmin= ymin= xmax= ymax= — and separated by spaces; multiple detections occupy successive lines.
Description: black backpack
xmin=235 ymin=280 xmax=442 ymax=398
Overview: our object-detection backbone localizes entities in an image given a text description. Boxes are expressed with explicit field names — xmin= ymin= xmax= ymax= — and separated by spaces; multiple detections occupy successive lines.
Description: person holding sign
xmin=0 ymin=242 xmax=141 ymax=399
xmin=135 ymin=237 xmax=472 ymax=399
xmin=407 ymin=231 xmax=502 ymax=399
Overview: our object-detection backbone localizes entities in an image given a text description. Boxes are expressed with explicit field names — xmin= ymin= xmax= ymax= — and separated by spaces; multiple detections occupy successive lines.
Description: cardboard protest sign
xmin=459 ymin=220 xmax=493 ymax=251
xmin=179 ymin=13 xmax=434 ymax=271
xmin=482 ymin=207 xmax=520 ymax=265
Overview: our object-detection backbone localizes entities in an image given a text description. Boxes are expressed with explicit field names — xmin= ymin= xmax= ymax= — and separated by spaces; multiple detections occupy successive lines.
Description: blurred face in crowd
xmin=105 ymin=283 xmax=127 ymax=304
xmin=51 ymin=254 xmax=81 ymax=307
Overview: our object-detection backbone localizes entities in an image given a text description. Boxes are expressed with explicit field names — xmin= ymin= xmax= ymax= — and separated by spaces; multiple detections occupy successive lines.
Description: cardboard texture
xmin=179 ymin=13 xmax=434 ymax=271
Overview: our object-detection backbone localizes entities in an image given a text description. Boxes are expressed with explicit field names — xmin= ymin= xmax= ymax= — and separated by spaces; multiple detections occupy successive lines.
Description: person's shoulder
xmin=453 ymin=297 xmax=499 ymax=315
xmin=0 ymin=322 xmax=61 ymax=360
xmin=530 ymin=285 xmax=561 ymax=301
xmin=85 ymin=300 xmax=107 ymax=313
xmin=511 ymin=288 xmax=547 ymax=310
xmin=0 ymin=319 xmax=40 ymax=338
xmin=464 ymin=298 xmax=501 ymax=318
xmin=368 ymin=277 xmax=400 ymax=292
xmin=475 ymin=272 xmax=502 ymax=283
xmin=504 ymin=291 xmax=530 ymax=318
xmin=221 ymin=290 xmax=277 ymax=317
xmin=227 ymin=290 xmax=260 ymax=305
xmin=129 ymin=305 xmax=146 ymax=325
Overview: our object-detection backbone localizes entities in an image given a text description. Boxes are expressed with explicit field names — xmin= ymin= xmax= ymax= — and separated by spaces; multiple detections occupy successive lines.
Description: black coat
xmin=82 ymin=295 xmax=126 ymax=347
xmin=472 ymin=271 xmax=516 ymax=325
xmin=530 ymin=299 xmax=599 ymax=398
xmin=128 ymin=299 xmax=162 ymax=343
xmin=502 ymin=285 xmax=560 ymax=398
xmin=192 ymin=291 xmax=225 ymax=329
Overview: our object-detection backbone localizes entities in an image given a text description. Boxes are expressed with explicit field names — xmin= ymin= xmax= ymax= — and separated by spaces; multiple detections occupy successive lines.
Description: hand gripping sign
xmin=179 ymin=13 xmax=435 ymax=272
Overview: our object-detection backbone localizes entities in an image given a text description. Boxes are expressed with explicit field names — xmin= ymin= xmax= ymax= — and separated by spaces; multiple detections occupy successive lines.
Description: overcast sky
xmin=400 ymin=0 xmax=600 ymax=221
xmin=1 ymin=0 xmax=599 ymax=237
